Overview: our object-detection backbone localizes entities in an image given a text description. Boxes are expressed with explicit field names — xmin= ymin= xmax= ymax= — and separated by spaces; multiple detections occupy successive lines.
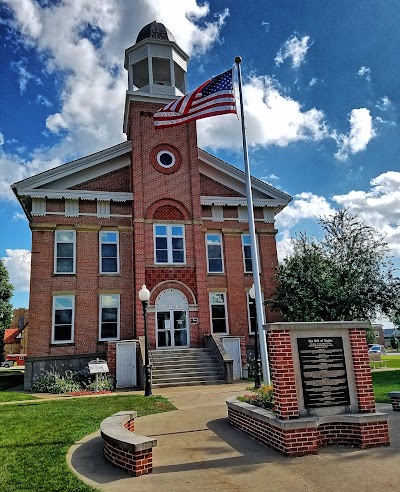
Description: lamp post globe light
xmin=139 ymin=284 xmax=152 ymax=397
xmin=249 ymin=284 xmax=262 ymax=389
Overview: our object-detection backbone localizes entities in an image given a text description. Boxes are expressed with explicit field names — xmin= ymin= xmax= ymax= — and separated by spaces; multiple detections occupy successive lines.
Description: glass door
xmin=157 ymin=310 xmax=189 ymax=348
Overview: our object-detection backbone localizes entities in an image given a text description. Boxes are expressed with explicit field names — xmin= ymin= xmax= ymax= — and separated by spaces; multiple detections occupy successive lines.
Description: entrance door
xmin=116 ymin=342 xmax=137 ymax=388
xmin=155 ymin=289 xmax=189 ymax=349
xmin=157 ymin=310 xmax=188 ymax=348
xmin=222 ymin=337 xmax=242 ymax=380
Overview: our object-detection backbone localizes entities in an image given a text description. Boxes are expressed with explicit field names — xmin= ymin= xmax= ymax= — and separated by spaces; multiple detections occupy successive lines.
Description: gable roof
xmin=12 ymin=140 xmax=291 ymax=219
xmin=4 ymin=329 xmax=21 ymax=344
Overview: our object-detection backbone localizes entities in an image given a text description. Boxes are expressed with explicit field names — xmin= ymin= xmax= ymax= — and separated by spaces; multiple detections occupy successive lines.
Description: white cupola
xmin=124 ymin=21 xmax=189 ymax=99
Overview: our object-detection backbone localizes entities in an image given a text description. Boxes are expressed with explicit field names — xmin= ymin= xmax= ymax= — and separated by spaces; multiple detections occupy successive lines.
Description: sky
xmin=1 ymin=0 xmax=400 ymax=311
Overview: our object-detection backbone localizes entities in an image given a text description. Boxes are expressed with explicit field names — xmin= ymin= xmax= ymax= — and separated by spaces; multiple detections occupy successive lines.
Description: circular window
xmin=157 ymin=150 xmax=175 ymax=168
xmin=151 ymin=144 xmax=182 ymax=174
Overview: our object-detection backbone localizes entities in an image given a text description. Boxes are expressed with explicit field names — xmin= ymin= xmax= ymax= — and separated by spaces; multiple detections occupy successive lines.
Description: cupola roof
xmin=136 ymin=21 xmax=176 ymax=44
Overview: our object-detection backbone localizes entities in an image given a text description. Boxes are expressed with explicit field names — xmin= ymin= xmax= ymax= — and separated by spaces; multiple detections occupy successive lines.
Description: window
xmin=54 ymin=230 xmax=76 ymax=274
xmin=209 ymin=293 xmax=228 ymax=334
xmin=99 ymin=294 xmax=120 ymax=341
xmin=247 ymin=293 xmax=257 ymax=334
xmin=100 ymin=231 xmax=119 ymax=273
xmin=154 ymin=225 xmax=185 ymax=264
xmin=206 ymin=233 xmax=223 ymax=273
xmin=242 ymin=235 xmax=252 ymax=272
xmin=242 ymin=234 xmax=261 ymax=273
xmin=52 ymin=296 xmax=74 ymax=343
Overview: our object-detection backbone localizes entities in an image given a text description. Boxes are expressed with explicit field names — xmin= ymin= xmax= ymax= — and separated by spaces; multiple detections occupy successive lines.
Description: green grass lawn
xmin=0 ymin=391 xmax=39 ymax=403
xmin=372 ymin=369 xmax=400 ymax=403
xmin=381 ymin=355 xmax=400 ymax=368
xmin=0 ymin=394 xmax=175 ymax=492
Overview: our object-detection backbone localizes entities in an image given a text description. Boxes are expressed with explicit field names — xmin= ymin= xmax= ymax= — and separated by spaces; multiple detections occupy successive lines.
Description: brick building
xmin=3 ymin=308 xmax=29 ymax=357
xmin=13 ymin=22 xmax=291 ymax=389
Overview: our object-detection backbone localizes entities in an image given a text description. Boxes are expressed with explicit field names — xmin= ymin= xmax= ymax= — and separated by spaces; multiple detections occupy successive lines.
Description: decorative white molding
xmin=97 ymin=200 xmax=111 ymax=218
xmin=19 ymin=189 xmax=133 ymax=203
xmin=211 ymin=205 xmax=223 ymax=221
xmin=201 ymin=196 xmax=276 ymax=208
xmin=31 ymin=198 xmax=46 ymax=216
xmin=65 ymin=199 xmax=79 ymax=217
xmin=238 ymin=206 xmax=248 ymax=222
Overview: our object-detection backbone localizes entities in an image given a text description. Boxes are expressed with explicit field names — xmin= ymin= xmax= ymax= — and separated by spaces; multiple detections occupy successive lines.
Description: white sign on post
xmin=88 ymin=358 xmax=109 ymax=392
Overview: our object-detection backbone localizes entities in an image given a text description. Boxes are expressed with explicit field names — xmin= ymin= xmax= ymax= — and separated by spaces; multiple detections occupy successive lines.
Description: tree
xmin=0 ymin=260 xmax=14 ymax=362
xmin=271 ymin=209 xmax=400 ymax=322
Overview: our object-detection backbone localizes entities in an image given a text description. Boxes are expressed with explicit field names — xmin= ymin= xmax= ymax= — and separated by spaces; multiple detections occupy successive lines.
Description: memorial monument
xmin=227 ymin=321 xmax=390 ymax=456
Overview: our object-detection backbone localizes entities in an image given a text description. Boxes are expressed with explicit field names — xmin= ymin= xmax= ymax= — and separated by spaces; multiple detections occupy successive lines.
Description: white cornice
xmin=123 ymin=91 xmax=178 ymax=134
xmin=13 ymin=141 xmax=132 ymax=191
xmin=19 ymin=189 xmax=133 ymax=202
xmin=201 ymin=196 xmax=282 ymax=208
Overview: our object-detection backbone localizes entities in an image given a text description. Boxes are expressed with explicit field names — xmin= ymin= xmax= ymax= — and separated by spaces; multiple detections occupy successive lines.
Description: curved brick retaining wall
xmin=100 ymin=411 xmax=157 ymax=476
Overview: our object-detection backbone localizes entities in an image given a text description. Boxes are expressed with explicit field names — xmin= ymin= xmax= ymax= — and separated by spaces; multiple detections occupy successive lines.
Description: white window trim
xmin=154 ymin=224 xmax=186 ymax=265
xmin=52 ymin=295 xmax=75 ymax=344
xmin=98 ymin=294 xmax=121 ymax=342
xmin=242 ymin=234 xmax=261 ymax=274
xmin=247 ymin=291 xmax=265 ymax=334
xmin=99 ymin=231 xmax=120 ymax=274
xmin=209 ymin=292 xmax=229 ymax=334
xmin=54 ymin=230 xmax=76 ymax=274
xmin=206 ymin=232 xmax=224 ymax=273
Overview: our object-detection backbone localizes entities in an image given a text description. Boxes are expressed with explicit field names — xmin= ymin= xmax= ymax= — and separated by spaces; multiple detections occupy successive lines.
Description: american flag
xmin=153 ymin=68 xmax=236 ymax=128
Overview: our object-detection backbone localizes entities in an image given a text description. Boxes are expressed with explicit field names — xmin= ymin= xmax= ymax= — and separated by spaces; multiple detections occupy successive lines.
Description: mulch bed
xmin=67 ymin=390 xmax=114 ymax=397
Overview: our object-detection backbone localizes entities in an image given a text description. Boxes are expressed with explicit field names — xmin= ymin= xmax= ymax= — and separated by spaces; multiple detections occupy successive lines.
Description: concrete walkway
xmin=67 ymin=383 xmax=400 ymax=492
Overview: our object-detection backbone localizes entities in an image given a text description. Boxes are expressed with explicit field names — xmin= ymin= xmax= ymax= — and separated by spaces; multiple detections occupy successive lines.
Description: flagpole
xmin=235 ymin=56 xmax=271 ymax=386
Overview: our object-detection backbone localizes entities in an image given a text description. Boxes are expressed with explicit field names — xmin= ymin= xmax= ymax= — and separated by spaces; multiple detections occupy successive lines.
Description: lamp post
xmin=139 ymin=284 xmax=152 ymax=397
xmin=249 ymin=284 xmax=262 ymax=389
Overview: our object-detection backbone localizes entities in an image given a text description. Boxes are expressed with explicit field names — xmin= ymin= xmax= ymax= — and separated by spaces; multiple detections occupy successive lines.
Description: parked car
xmin=368 ymin=345 xmax=386 ymax=355
xmin=1 ymin=360 xmax=14 ymax=368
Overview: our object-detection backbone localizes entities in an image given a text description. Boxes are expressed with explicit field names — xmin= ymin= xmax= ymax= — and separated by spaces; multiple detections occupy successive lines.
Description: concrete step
xmin=152 ymin=369 xmax=225 ymax=379
xmin=152 ymin=379 xmax=227 ymax=388
xmin=151 ymin=362 xmax=222 ymax=371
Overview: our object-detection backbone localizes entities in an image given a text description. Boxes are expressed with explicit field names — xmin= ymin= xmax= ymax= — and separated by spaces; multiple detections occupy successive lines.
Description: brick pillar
xmin=268 ymin=328 xmax=299 ymax=419
xmin=349 ymin=328 xmax=376 ymax=413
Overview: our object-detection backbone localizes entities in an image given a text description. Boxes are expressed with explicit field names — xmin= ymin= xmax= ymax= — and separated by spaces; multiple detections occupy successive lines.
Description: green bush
xmin=85 ymin=373 xmax=113 ymax=391
xmin=32 ymin=370 xmax=81 ymax=394
xmin=237 ymin=385 xmax=274 ymax=410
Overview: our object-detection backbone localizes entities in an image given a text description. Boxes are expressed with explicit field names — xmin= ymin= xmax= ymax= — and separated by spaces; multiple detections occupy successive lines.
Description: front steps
xmin=150 ymin=348 xmax=226 ymax=388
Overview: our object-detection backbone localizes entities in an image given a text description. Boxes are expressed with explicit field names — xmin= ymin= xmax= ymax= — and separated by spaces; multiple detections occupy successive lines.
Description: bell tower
xmin=123 ymin=21 xmax=189 ymax=135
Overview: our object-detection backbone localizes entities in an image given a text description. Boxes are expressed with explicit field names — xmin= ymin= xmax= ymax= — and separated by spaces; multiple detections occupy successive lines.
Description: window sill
xmin=52 ymin=273 xmax=76 ymax=277
xmin=97 ymin=273 xmax=121 ymax=276
xmin=98 ymin=339 xmax=120 ymax=343
xmin=50 ymin=343 xmax=75 ymax=347
xmin=207 ymin=272 xmax=227 ymax=276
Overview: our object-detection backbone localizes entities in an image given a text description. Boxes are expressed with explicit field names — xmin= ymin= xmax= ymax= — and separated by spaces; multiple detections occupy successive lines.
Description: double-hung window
xmin=52 ymin=296 xmax=75 ymax=343
xmin=206 ymin=233 xmax=223 ymax=273
xmin=54 ymin=230 xmax=76 ymax=274
xmin=154 ymin=225 xmax=185 ymax=264
xmin=247 ymin=293 xmax=257 ymax=334
xmin=99 ymin=294 xmax=120 ymax=341
xmin=100 ymin=231 xmax=119 ymax=273
xmin=242 ymin=234 xmax=261 ymax=273
xmin=209 ymin=292 xmax=228 ymax=333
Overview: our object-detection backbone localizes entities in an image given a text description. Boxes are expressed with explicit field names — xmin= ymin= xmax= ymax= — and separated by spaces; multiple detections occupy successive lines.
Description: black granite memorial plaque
xmin=297 ymin=337 xmax=351 ymax=409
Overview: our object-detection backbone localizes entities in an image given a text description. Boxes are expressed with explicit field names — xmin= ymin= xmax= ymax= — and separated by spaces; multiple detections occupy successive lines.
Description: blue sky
xmin=1 ymin=0 xmax=400 ymax=310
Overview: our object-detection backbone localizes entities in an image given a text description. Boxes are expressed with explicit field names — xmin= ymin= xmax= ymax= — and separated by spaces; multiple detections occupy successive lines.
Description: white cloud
xmin=276 ymin=229 xmax=294 ymax=261
xmin=0 ymin=150 xmax=62 ymax=200
xmin=276 ymin=192 xmax=335 ymax=229
xmin=2 ymin=0 xmax=229 ymax=196
xmin=275 ymin=35 xmax=312 ymax=68
xmin=2 ymin=249 xmax=31 ymax=292
xmin=261 ymin=174 xmax=279 ymax=181
xmin=197 ymin=75 xmax=328 ymax=149
xmin=11 ymin=59 xmax=42 ymax=93
xmin=375 ymin=96 xmax=392 ymax=111
xmin=309 ymin=77 xmax=318 ymax=87
xmin=333 ymin=171 xmax=400 ymax=254
xmin=0 ymin=132 xmax=4 ymax=146
xmin=334 ymin=108 xmax=375 ymax=161
xmin=357 ymin=65 xmax=371 ymax=80
xmin=36 ymin=94 xmax=52 ymax=107
xmin=12 ymin=212 xmax=27 ymax=222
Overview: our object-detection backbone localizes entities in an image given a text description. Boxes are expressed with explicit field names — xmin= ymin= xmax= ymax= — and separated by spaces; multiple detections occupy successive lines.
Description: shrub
xmin=32 ymin=370 xmax=81 ymax=394
xmin=237 ymin=385 xmax=274 ymax=410
xmin=84 ymin=374 xmax=113 ymax=392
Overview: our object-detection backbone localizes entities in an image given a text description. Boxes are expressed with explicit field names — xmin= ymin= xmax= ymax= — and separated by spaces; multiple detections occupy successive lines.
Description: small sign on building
xmin=88 ymin=359 xmax=109 ymax=374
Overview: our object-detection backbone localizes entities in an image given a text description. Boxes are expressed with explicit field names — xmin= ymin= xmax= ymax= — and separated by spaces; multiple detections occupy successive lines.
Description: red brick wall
xmin=70 ymin=167 xmax=131 ymax=192
xmin=200 ymin=174 xmax=244 ymax=197
xmin=103 ymin=443 xmax=152 ymax=476
xmin=349 ymin=328 xmax=376 ymax=413
xmin=267 ymin=328 xmax=299 ymax=419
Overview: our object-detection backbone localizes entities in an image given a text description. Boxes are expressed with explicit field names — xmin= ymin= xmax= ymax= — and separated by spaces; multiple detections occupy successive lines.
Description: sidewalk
xmin=67 ymin=382 xmax=400 ymax=492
